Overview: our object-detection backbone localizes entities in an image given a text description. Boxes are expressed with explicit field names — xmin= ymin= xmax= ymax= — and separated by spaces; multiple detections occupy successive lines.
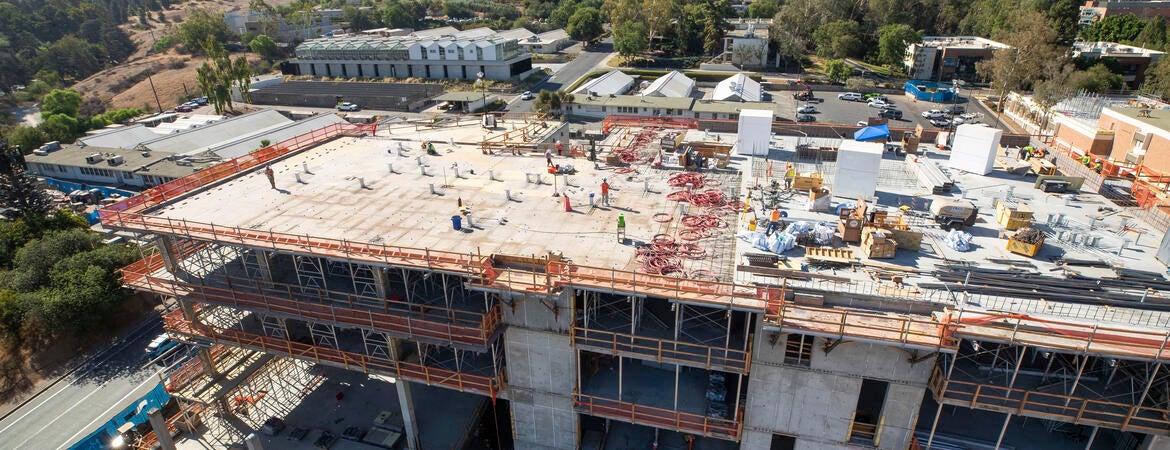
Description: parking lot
xmin=780 ymin=89 xmax=988 ymax=130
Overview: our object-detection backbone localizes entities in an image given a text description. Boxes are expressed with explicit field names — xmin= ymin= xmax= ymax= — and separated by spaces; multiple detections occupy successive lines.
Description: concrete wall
xmin=504 ymin=289 xmax=578 ymax=450
xmin=740 ymin=315 xmax=933 ymax=450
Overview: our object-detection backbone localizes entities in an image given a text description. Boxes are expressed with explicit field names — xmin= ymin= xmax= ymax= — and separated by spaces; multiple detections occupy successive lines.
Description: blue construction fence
xmin=68 ymin=382 xmax=172 ymax=450
xmin=40 ymin=177 xmax=137 ymax=225
xmin=904 ymin=81 xmax=957 ymax=103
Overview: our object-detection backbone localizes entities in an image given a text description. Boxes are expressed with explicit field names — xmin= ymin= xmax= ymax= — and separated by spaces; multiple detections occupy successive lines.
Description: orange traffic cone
xmin=563 ymin=195 xmax=572 ymax=212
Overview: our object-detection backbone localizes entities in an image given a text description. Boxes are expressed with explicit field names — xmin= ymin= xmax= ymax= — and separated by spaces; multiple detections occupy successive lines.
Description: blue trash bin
xmin=451 ymin=215 xmax=463 ymax=231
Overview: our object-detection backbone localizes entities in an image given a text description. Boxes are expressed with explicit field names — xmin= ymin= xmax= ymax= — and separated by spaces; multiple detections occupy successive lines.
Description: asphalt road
xmin=0 ymin=317 xmax=171 ymax=450
xmin=509 ymin=38 xmax=615 ymax=113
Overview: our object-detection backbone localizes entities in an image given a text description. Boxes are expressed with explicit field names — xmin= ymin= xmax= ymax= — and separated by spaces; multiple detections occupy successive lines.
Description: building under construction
xmin=99 ymin=113 xmax=1170 ymax=450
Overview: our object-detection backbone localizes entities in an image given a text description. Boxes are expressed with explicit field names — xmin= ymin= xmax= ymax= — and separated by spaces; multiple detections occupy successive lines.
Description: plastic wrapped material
xmin=944 ymin=229 xmax=974 ymax=252
xmin=741 ymin=230 xmax=796 ymax=254
xmin=812 ymin=223 xmax=835 ymax=245
xmin=784 ymin=221 xmax=814 ymax=235
xmin=836 ymin=201 xmax=857 ymax=216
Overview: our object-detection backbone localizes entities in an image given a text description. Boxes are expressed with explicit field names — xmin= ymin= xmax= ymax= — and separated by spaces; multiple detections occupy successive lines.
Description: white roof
xmin=572 ymin=70 xmax=636 ymax=96
xmin=143 ymin=110 xmax=292 ymax=155
xmin=495 ymin=28 xmax=536 ymax=42
xmin=712 ymin=73 xmax=762 ymax=102
xmin=531 ymin=29 xmax=569 ymax=44
xmin=204 ymin=114 xmax=349 ymax=159
xmin=641 ymin=70 xmax=695 ymax=98
xmin=77 ymin=124 xmax=164 ymax=149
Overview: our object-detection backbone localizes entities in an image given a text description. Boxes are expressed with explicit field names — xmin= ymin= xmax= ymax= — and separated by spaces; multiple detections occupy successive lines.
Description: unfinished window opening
xmin=850 ymin=378 xmax=889 ymax=446
xmin=769 ymin=434 xmax=796 ymax=450
xmin=783 ymin=333 xmax=813 ymax=367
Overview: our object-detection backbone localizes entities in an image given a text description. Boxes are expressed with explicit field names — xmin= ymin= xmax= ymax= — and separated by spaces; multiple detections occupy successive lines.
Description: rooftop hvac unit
xmin=107 ymin=155 xmax=124 ymax=166
xmin=33 ymin=149 xmax=48 ymax=156
xmin=43 ymin=141 xmax=60 ymax=151
xmin=85 ymin=153 xmax=103 ymax=164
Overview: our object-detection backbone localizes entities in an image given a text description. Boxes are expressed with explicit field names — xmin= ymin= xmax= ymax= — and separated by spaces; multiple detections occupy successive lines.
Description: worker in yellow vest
xmin=784 ymin=164 xmax=796 ymax=190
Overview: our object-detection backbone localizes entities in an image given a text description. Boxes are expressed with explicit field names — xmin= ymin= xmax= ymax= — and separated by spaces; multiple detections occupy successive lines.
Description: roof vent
xmin=85 ymin=153 xmax=103 ymax=164
xmin=107 ymin=155 xmax=124 ymax=166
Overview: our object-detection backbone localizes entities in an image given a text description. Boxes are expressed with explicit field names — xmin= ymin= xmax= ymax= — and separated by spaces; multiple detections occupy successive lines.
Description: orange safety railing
xmin=163 ymin=344 xmax=228 ymax=393
xmin=602 ymin=115 xmax=700 ymax=134
xmin=929 ymin=366 xmax=1170 ymax=434
xmin=571 ymin=326 xmax=751 ymax=374
xmin=944 ymin=311 xmax=1170 ymax=361
xmin=163 ymin=310 xmax=503 ymax=398
xmin=572 ymin=392 xmax=741 ymax=440
xmin=766 ymin=301 xmax=956 ymax=351
xmin=124 ymin=254 xmax=502 ymax=348
xmin=100 ymin=122 xmax=376 ymax=220
xmin=547 ymin=263 xmax=769 ymax=310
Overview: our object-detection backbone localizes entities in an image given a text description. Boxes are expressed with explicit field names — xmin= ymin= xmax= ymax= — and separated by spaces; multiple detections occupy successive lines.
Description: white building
xmin=723 ymin=19 xmax=771 ymax=68
xmin=572 ymin=70 xmax=636 ymax=96
xmin=904 ymin=36 xmax=1010 ymax=81
xmin=712 ymin=73 xmax=762 ymax=102
xmin=641 ymin=71 xmax=695 ymax=98
xmin=519 ymin=29 xmax=573 ymax=54
xmin=292 ymin=27 xmax=533 ymax=81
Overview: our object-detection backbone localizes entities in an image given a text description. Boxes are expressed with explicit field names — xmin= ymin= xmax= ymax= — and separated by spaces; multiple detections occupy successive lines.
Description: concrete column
xmin=197 ymin=347 xmax=218 ymax=377
xmin=255 ymin=250 xmax=275 ymax=281
xmin=244 ymin=433 xmax=265 ymax=450
xmin=1142 ymin=435 xmax=1170 ymax=450
xmin=374 ymin=267 xmax=391 ymax=299
xmin=156 ymin=236 xmax=182 ymax=275
xmin=179 ymin=299 xmax=197 ymax=322
xmin=396 ymin=380 xmax=421 ymax=450
xmin=147 ymin=408 xmax=177 ymax=450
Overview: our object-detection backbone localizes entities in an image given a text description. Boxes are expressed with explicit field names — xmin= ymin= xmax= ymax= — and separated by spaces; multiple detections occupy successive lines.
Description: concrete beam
xmin=146 ymin=408 xmax=176 ymax=450
xmin=197 ymin=347 xmax=218 ymax=377
xmin=155 ymin=236 xmax=181 ymax=275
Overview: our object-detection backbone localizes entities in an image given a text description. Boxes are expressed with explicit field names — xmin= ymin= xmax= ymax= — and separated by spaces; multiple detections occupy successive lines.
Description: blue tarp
xmin=68 ymin=382 xmax=172 ymax=450
xmin=904 ymin=80 xmax=957 ymax=103
xmin=853 ymin=124 xmax=890 ymax=141
xmin=39 ymin=177 xmax=138 ymax=224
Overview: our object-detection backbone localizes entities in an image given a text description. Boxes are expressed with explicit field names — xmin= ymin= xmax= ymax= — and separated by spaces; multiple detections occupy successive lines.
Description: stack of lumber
xmin=906 ymin=155 xmax=954 ymax=194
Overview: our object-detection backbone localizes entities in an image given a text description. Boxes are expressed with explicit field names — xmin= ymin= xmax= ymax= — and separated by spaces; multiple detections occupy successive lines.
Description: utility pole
xmin=147 ymin=74 xmax=163 ymax=113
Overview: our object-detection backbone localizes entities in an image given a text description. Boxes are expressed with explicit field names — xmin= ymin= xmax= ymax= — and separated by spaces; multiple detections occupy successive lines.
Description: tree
xmin=613 ymin=21 xmax=649 ymax=57
xmin=197 ymin=39 xmax=250 ymax=113
xmin=1069 ymin=63 xmax=1124 ymax=93
xmin=825 ymin=59 xmax=852 ymax=84
xmin=813 ymin=20 xmax=863 ymax=59
xmin=249 ymin=35 xmax=279 ymax=60
xmin=0 ymin=142 xmax=51 ymax=218
xmin=978 ymin=11 xmax=1067 ymax=110
xmin=6 ymin=127 xmax=46 ymax=154
xmin=177 ymin=8 xmax=234 ymax=54
xmin=747 ymin=0 xmax=779 ymax=19
xmin=959 ymin=0 xmax=1013 ymax=37
xmin=1143 ymin=56 xmax=1170 ymax=101
xmin=1079 ymin=13 xmax=1145 ymax=43
xmin=566 ymin=7 xmax=603 ymax=43
xmin=1135 ymin=16 xmax=1168 ymax=49
xmin=41 ymin=89 xmax=83 ymax=119
xmin=642 ymin=0 xmax=677 ymax=52
xmin=876 ymin=24 xmax=921 ymax=69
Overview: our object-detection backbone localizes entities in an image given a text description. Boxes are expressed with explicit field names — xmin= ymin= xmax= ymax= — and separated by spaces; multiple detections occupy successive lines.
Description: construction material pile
xmin=1012 ymin=227 xmax=1044 ymax=245
xmin=906 ymin=155 xmax=953 ymax=194
xmin=943 ymin=229 xmax=973 ymax=252
xmin=920 ymin=265 xmax=1170 ymax=309
xmin=612 ymin=128 xmax=661 ymax=164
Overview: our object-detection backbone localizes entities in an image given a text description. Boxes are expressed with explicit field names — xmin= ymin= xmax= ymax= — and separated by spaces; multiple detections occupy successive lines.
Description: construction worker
xmin=616 ymin=213 xmax=626 ymax=242
xmin=545 ymin=147 xmax=554 ymax=166
xmin=1024 ymin=145 xmax=1035 ymax=158
xmin=1080 ymin=154 xmax=1092 ymax=166
xmin=600 ymin=178 xmax=610 ymax=206
xmin=784 ymin=164 xmax=796 ymax=190
xmin=1094 ymin=162 xmax=1103 ymax=173
xmin=264 ymin=165 xmax=275 ymax=189
xmin=766 ymin=207 xmax=784 ymax=236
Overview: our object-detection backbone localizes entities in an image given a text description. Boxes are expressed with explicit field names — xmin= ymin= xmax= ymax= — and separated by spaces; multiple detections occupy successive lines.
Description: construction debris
xmin=943 ymin=229 xmax=973 ymax=252
xmin=906 ymin=155 xmax=954 ymax=194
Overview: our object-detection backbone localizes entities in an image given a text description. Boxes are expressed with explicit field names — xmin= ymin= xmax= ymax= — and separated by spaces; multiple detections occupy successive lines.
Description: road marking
xmin=54 ymin=370 xmax=163 ymax=450
xmin=0 ymin=319 xmax=160 ymax=435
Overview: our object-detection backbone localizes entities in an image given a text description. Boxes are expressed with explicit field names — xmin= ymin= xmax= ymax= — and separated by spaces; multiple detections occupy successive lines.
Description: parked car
xmin=922 ymin=109 xmax=946 ymax=119
xmin=193 ymin=96 xmax=209 ymax=106
xmin=856 ymin=121 xmax=869 ymax=127
xmin=175 ymin=105 xmax=194 ymax=112
xmin=867 ymin=99 xmax=891 ymax=109
xmin=336 ymin=102 xmax=360 ymax=111
xmin=838 ymin=92 xmax=864 ymax=102
xmin=878 ymin=109 xmax=903 ymax=119
xmin=796 ymin=114 xmax=816 ymax=122
xmin=944 ymin=105 xmax=966 ymax=115
xmin=145 ymin=333 xmax=179 ymax=360
xmin=930 ymin=118 xmax=951 ymax=127
xmin=797 ymin=105 xmax=817 ymax=114
xmin=521 ymin=91 xmax=534 ymax=100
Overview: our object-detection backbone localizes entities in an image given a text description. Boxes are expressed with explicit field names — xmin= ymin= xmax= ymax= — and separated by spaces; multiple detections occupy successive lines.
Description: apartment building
xmin=905 ymin=36 xmax=1011 ymax=82
xmin=1073 ymin=41 xmax=1165 ymax=88
xmin=1080 ymin=1 xmax=1170 ymax=26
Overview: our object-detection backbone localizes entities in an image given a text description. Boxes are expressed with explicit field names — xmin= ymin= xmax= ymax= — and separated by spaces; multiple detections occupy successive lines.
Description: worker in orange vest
xmin=765 ymin=207 xmax=785 ymax=236
xmin=264 ymin=165 xmax=275 ymax=189
xmin=600 ymin=178 xmax=611 ymax=206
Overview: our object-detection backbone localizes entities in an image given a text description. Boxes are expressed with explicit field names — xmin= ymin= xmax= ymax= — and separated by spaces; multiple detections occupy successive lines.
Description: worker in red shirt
xmin=600 ymin=178 xmax=610 ymax=206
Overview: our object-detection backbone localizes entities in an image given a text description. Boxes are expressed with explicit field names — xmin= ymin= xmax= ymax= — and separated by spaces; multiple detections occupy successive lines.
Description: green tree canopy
xmin=1079 ymin=13 xmax=1145 ymax=43
xmin=566 ymin=7 xmax=604 ymax=43
xmin=613 ymin=21 xmax=649 ymax=57
xmin=876 ymin=24 xmax=921 ymax=69
xmin=178 ymin=8 xmax=235 ymax=54
xmin=1070 ymin=63 xmax=1124 ymax=92
xmin=1135 ymin=16 xmax=1168 ymax=49
xmin=978 ymin=10 xmax=1067 ymax=109
xmin=813 ymin=20 xmax=863 ymax=59
xmin=747 ymin=0 xmax=779 ymax=19
xmin=41 ymin=89 xmax=83 ymax=118
xmin=825 ymin=59 xmax=853 ymax=83
xmin=249 ymin=34 xmax=279 ymax=59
